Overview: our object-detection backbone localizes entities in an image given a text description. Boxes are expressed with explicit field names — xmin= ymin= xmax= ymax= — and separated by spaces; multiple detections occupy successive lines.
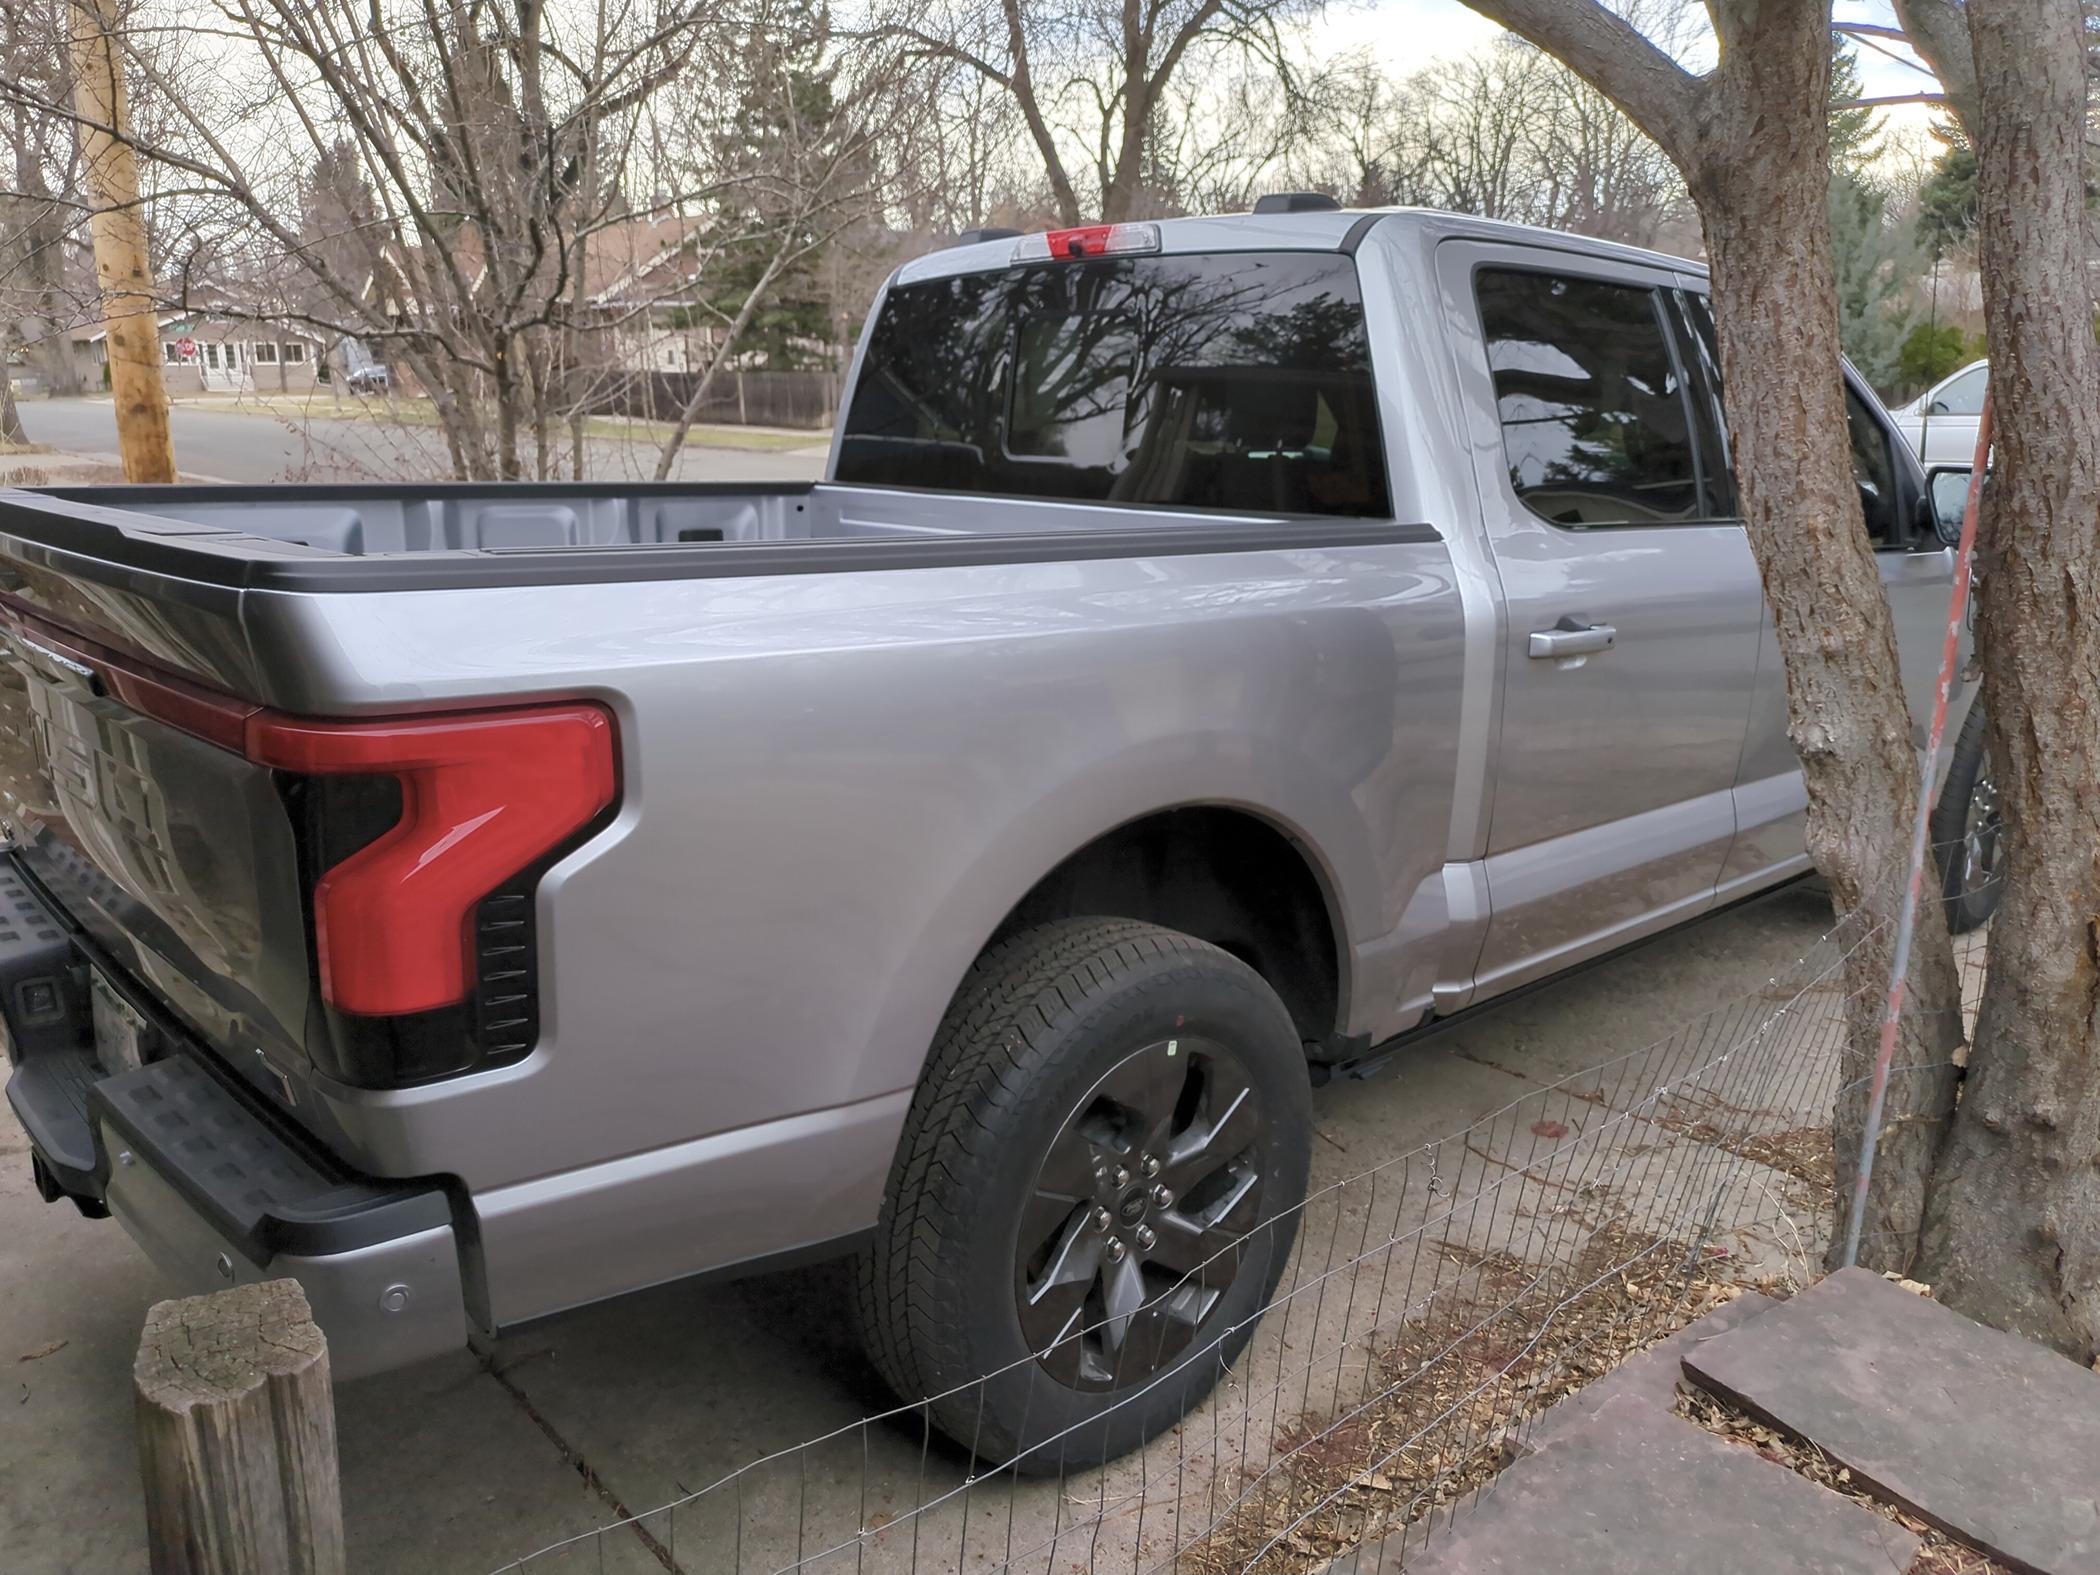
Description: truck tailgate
xmin=0 ymin=595 xmax=316 ymax=1075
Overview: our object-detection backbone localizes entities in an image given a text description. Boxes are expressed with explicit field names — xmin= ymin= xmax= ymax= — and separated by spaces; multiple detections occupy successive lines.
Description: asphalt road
xmin=17 ymin=396 xmax=829 ymax=484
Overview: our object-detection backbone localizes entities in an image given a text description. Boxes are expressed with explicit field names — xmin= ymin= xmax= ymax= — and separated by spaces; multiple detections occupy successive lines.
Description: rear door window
xmin=838 ymin=252 xmax=1391 ymax=518
xmin=1475 ymin=268 xmax=1706 ymax=527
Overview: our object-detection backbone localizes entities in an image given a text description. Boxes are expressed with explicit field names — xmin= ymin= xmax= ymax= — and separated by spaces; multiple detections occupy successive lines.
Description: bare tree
xmin=1877 ymin=0 xmax=2100 ymax=1360
xmin=868 ymin=0 xmax=1320 ymax=224
xmin=1454 ymin=0 xmax=1966 ymax=1269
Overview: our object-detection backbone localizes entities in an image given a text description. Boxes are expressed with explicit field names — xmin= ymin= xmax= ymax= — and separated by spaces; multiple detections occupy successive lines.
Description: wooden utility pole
xmin=68 ymin=0 xmax=175 ymax=482
xmin=134 ymin=1280 xmax=345 ymax=1575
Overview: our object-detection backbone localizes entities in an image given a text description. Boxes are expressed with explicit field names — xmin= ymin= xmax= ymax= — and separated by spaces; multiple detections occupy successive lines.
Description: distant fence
xmin=587 ymin=368 xmax=841 ymax=430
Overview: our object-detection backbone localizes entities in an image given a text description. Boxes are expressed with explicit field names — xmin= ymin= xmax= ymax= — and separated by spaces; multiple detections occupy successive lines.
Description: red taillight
xmin=245 ymin=705 xmax=616 ymax=1017
xmin=0 ymin=595 xmax=618 ymax=1026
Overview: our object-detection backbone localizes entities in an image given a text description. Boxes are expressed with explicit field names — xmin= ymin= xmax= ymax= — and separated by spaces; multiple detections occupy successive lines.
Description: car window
xmin=1475 ymin=268 xmax=1703 ymax=527
xmin=1848 ymin=386 xmax=1899 ymax=544
xmin=838 ymin=252 xmax=1391 ymax=518
xmin=1679 ymin=293 xmax=1904 ymax=546
xmin=1667 ymin=292 xmax=1737 ymax=517
xmin=1932 ymin=365 xmax=1987 ymax=416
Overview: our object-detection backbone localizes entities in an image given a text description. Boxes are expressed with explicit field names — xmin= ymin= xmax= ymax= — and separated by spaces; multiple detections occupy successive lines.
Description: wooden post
xmin=68 ymin=0 xmax=176 ymax=482
xmin=134 ymin=1280 xmax=346 ymax=1575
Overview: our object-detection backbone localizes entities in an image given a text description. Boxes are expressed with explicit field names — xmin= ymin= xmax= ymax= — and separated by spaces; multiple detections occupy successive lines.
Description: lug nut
xmin=1134 ymin=1225 xmax=1157 ymax=1250
xmin=1091 ymin=1206 xmax=1114 ymax=1231
xmin=1111 ymin=1165 xmax=1131 ymax=1188
xmin=1151 ymin=1184 xmax=1175 ymax=1209
xmin=1141 ymin=1154 xmax=1161 ymax=1177
xmin=1105 ymin=1237 xmax=1128 ymax=1262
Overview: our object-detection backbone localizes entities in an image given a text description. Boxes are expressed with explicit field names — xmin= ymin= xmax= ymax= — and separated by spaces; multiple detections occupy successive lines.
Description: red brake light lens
xmin=245 ymin=704 xmax=617 ymax=1017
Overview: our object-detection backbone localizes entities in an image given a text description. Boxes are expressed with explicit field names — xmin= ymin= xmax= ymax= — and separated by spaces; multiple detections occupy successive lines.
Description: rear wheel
xmin=1932 ymin=703 xmax=2003 ymax=935
xmin=853 ymin=917 xmax=1311 ymax=1471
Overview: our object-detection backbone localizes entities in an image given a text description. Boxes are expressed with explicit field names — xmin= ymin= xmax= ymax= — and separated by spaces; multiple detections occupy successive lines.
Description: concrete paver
xmin=1686 ymin=1267 xmax=2100 ymax=1575
xmin=1382 ymin=1392 xmax=1920 ymax=1575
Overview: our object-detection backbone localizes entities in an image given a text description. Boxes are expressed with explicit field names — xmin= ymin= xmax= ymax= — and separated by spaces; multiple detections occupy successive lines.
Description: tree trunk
xmin=1688 ymin=118 xmax=1965 ymax=1276
xmin=1917 ymin=0 xmax=2100 ymax=1360
xmin=0 ymin=323 xmax=25 ymax=445
xmin=1460 ymin=0 xmax=1968 ymax=1271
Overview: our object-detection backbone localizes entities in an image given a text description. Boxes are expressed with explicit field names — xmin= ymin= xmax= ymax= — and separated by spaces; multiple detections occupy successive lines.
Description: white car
xmin=1891 ymin=358 xmax=1987 ymax=465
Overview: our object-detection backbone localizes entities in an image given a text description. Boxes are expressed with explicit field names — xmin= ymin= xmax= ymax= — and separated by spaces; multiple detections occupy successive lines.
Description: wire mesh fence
xmin=490 ymin=855 xmax=1997 ymax=1575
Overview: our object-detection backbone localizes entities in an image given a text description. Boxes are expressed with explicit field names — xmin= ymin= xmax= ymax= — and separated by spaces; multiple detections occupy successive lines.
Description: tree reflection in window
xmin=1477 ymin=269 xmax=1702 ymax=528
xmin=839 ymin=252 xmax=1391 ymax=519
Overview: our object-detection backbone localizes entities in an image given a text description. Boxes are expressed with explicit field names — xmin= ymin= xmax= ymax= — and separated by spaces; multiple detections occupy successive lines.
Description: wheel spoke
xmin=1019 ymin=1214 xmax=1100 ymax=1356
xmin=1165 ymin=1076 xmax=1259 ymax=1188
xmin=1095 ymin=1048 xmax=1190 ymax=1153
xmin=1146 ymin=1208 xmax=1244 ymax=1282
xmin=1033 ymin=1123 xmax=1102 ymax=1202
xmin=1098 ymin=1252 xmax=1148 ymax=1354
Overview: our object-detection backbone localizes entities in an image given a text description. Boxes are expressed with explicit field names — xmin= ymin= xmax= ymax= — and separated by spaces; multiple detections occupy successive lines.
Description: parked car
xmin=344 ymin=363 xmax=389 ymax=394
xmin=0 ymin=205 xmax=1989 ymax=1469
xmin=1891 ymin=358 xmax=1988 ymax=465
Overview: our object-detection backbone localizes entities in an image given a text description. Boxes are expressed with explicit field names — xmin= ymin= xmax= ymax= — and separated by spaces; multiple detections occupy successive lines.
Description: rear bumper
xmin=0 ymin=858 xmax=469 ymax=1379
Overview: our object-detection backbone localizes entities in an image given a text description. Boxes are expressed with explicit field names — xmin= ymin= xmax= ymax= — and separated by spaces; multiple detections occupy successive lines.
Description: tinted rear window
xmin=837 ymin=252 xmax=1390 ymax=518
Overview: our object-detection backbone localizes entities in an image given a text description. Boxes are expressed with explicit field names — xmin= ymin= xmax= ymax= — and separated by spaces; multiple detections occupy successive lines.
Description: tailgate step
xmin=90 ymin=1056 xmax=452 ymax=1260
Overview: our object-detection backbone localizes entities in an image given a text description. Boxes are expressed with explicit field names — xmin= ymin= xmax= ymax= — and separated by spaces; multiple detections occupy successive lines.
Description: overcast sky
xmin=1323 ymin=0 xmax=1946 ymax=150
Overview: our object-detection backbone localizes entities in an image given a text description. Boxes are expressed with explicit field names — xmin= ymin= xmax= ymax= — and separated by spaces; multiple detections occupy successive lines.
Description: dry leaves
xmin=1180 ymin=1221 xmax=1747 ymax=1575
xmin=1676 ymin=1385 xmax=2013 ymax=1575
xmin=16 ymin=1340 xmax=66 ymax=1363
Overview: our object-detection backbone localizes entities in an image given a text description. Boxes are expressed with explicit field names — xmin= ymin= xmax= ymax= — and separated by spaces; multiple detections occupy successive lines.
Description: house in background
xmin=70 ymin=310 xmax=324 ymax=394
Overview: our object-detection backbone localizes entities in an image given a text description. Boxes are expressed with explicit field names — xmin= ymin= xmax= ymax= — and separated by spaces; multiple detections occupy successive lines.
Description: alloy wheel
xmin=1013 ymin=1036 xmax=1267 ymax=1391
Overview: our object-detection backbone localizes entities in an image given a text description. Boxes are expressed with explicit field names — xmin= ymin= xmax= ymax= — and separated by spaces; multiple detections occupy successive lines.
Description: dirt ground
xmin=0 ymin=882 xmax=1844 ymax=1575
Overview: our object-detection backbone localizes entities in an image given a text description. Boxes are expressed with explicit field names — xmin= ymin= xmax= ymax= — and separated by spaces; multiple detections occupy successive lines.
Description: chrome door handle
xmin=1527 ymin=621 xmax=1617 ymax=659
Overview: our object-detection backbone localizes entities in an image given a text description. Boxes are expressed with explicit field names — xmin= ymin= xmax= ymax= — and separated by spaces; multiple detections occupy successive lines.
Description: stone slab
xmin=1519 ymin=1290 xmax=1776 ymax=1453
xmin=1684 ymin=1266 xmax=2100 ymax=1575
xmin=1358 ymin=1392 xmax=1918 ymax=1575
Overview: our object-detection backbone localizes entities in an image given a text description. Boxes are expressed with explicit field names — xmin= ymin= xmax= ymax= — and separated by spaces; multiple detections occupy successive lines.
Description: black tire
xmin=1932 ymin=702 xmax=2002 ymax=935
xmin=853 ymin=917 xmax=1312 ymax=1472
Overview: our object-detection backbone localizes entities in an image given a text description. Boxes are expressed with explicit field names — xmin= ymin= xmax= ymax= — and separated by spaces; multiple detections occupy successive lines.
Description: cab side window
xmin=1475 ymin=268 xmax=1704 ymax=527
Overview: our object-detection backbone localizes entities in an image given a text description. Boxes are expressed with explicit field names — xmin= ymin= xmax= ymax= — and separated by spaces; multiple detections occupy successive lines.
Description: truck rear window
xmin=837 ymin=252 xmax=1390 ymax=518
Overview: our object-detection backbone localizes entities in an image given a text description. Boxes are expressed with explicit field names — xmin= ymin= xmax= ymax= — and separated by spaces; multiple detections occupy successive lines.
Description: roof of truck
xmin=892 ymin=207 xmax=1708 ymax=288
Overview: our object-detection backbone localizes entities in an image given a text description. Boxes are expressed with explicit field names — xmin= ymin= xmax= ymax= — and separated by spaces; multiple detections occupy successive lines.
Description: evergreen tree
xmin=1828 ymin=171 xmax=1919 ymax=393
xmin=698 ymin=8 xmax=845 ymax=371
xmin=1916 ymin=134 xmax=1978 ymax=259
xmin=1826 ymin=34 xmax=1881 ymax=179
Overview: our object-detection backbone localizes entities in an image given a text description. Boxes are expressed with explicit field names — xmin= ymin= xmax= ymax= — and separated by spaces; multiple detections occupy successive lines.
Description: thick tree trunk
xmin=1917 ymin=0 xmax=2100 ymax=1360
xmin=1460 ymin=0 xmax=1967 ymax=1272
xmin=1691 ymin=150 xmax=1964 ymax=1278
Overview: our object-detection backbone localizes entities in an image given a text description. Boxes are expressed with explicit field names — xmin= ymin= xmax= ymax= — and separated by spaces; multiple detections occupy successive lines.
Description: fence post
xmin=134 ymin=1279 xmax=346 ymax=1575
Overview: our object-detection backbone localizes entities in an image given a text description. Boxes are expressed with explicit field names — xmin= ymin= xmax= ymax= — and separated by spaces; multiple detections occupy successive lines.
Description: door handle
xmin=1527 ymin=621 xmax=1617 ymax=659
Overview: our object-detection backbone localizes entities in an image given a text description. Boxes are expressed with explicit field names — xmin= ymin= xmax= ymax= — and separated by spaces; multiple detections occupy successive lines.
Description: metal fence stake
xmin=1842 ymin=395 xmax=1994 ymax=1269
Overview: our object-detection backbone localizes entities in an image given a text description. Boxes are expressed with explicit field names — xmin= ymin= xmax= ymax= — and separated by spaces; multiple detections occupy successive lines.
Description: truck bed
xmin=7 ymin=481 xmax=1419 ymax=592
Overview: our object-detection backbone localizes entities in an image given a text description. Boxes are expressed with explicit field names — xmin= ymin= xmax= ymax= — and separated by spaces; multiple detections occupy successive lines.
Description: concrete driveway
xmin=0 ymin=883 xmax=1836 ymax=1575
xmin=15 ymin=398 xmax=830 ymax=485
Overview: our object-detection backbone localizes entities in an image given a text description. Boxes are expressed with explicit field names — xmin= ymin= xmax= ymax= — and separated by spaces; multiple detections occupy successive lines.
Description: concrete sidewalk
xmin=0 ymin=883 xmax=1837 ymax=1575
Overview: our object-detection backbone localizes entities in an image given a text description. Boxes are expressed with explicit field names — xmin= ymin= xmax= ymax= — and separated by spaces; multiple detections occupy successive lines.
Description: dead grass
xmin=1676 ymin=1382 xmax=2015 ymax=1575
xmin=1181 ymin=1219 xmax=1759 ymax=1575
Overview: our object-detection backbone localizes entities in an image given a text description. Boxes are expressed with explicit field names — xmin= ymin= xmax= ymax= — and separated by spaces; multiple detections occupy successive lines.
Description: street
xmin=15 ymin=397 xmax=830 ymax=485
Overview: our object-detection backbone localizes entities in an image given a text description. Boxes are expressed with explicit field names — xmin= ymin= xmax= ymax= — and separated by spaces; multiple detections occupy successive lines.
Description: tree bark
xmin=1915 ymin=0 xmax=2100 ymax=1360
xmin=1460 ymin=0 xmax=1966 ymax=1267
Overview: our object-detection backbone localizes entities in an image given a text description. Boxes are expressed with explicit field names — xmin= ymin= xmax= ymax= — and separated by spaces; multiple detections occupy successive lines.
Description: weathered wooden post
xmin=134 ymin=1280 xmax=346 ymax=1575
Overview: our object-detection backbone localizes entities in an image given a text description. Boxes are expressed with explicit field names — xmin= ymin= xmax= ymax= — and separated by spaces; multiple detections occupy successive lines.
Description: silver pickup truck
xmin=0 ymin=206 xmax=1988 ymax=1468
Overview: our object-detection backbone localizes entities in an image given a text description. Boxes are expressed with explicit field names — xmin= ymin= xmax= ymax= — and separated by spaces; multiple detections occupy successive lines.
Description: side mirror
xmin=1924 ymin=464 xmax=1976 ymax=547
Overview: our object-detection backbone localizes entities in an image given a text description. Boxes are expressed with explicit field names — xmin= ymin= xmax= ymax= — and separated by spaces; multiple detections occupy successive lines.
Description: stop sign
xmin=173 ymin=336 xmax=196 ymax=359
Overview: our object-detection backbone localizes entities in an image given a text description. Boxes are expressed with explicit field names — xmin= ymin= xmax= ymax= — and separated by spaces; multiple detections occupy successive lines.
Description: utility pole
xmin=68 ymin=0 xmax=175 ymax=482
